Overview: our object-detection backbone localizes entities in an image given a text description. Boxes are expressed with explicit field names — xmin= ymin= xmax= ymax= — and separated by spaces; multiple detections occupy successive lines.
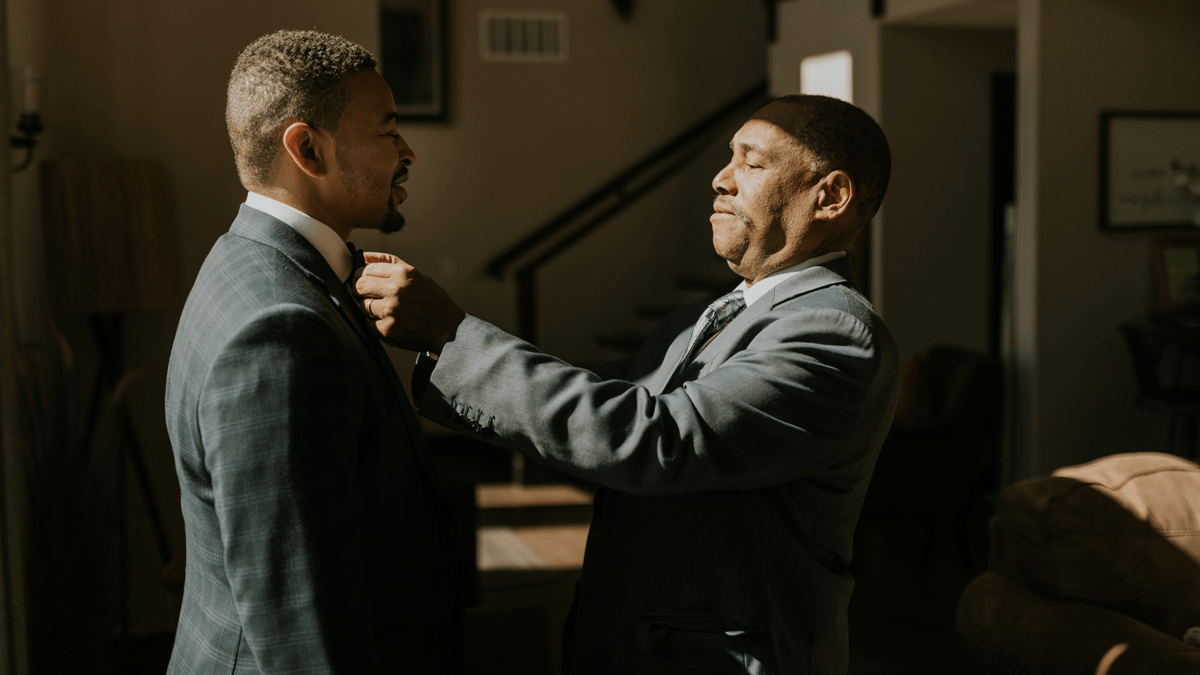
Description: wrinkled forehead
xmin=733 ymin=107 xmax=808 ymax=160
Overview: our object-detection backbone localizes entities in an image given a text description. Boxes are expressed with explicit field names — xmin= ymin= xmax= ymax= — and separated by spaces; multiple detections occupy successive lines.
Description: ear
xmin=812 ymin=170 xmax=854 ymax=222
xmin=281 ymin=122 xmax=331 ymax=178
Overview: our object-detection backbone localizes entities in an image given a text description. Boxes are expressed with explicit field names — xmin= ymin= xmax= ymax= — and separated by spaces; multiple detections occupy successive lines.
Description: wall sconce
xmin=12 ymin=68 xmax=44 ymax=172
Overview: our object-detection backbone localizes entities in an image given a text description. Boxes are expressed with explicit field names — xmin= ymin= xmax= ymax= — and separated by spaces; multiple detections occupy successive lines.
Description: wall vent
xmin=479 ymin=10 xmax=568 ymax=63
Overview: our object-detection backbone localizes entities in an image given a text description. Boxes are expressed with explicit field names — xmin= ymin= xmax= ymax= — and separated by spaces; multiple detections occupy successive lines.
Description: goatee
xmin=379 ymin=210 xmax=406 ymax=234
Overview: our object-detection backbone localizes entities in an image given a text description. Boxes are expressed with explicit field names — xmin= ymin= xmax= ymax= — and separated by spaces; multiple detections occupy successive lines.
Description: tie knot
xmin=707 ymin=289 xmax=745 ymax=326
xmin=346 ymin=241 xmax=366 ymax=272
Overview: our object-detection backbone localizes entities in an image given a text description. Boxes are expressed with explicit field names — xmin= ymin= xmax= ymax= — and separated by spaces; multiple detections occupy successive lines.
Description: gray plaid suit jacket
xmin=165 ymin=205 xmax=463 ymax=675
xmin=416 ymin=256 xmax=898 ymax=675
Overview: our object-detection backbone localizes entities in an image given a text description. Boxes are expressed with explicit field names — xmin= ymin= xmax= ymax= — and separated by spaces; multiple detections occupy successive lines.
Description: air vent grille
xmin=479 ymin=10 xmax=568 ymax=63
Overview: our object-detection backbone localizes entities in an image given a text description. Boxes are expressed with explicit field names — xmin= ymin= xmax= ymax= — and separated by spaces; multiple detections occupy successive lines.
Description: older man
xmin=165 ymin=31 xmax=462 ymax=674
xmin=361 ymin=94 xmax=897 ymax=674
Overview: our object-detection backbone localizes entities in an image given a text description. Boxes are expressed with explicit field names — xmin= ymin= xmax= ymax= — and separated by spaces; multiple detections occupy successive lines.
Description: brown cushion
xmin=958 ymin=572 xmax=1200 ymax=675
xmin=989 ymin=452 xmax=1200 ymax=637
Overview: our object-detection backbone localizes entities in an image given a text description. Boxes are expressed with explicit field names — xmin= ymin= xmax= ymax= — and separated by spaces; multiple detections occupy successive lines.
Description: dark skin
xmin=356 ymin=101 xmax=860 ymax=355
xmin=356 ymin=251 xmax=465 ymax=354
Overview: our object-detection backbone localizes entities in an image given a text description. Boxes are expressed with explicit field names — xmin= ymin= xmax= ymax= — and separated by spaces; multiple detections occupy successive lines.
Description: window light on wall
xmin=800 ymin=50 xmax=853 ymax=103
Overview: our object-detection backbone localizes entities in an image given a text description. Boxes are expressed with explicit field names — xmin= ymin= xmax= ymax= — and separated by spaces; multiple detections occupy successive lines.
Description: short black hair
xmin=772 ymin=94 xmax=891 ymax=228
xmin=226 ymin=30 xmax=377 ymax=187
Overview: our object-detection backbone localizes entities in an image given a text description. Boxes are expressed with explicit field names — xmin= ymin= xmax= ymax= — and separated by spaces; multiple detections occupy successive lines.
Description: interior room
xmin=3 ymin=0 xmax=1200 ymax=673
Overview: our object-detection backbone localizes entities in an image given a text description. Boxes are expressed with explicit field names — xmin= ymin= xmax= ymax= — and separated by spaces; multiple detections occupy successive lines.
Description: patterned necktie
xmin=672 ymin=289 xmax=746 ymax=379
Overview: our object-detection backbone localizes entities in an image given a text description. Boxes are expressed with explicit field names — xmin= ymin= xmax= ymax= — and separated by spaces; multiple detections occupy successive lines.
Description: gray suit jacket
xmin=165 ymin=205 xmax=463 ymax=675
xmin=417 ymin=256 xmax=897 ymax=674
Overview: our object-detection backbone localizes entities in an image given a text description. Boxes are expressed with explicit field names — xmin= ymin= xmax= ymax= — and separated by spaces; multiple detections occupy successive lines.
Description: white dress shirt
xmin=245 ymin=192 xmax=354 ymax=283
xmin=736 ymin=251 xmax=847 ymax=307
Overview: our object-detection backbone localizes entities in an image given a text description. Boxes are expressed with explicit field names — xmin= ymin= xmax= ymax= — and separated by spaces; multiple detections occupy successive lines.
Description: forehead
xmin=731 ymin=112 xmax=805 ymax=159
xmin=342 ymin=70 xmax=397 ymax=124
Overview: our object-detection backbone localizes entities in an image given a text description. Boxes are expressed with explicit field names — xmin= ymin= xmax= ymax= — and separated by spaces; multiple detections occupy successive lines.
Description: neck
xmin=253 ymin=184 xmax=352 ymax=242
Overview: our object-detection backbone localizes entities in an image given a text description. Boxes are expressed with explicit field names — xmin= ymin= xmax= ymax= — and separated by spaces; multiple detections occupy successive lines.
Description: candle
xmin=23 ymin=68 xmax=41 ymax=114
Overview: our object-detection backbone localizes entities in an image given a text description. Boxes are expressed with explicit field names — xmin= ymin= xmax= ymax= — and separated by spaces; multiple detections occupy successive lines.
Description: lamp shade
xmin=40 ymin=158 xmax=179 ymax=315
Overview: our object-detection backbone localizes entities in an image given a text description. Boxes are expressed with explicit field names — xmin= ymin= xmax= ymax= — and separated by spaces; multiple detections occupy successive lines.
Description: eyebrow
xmin=731 ymin=140 xmax=771 ymax=159
xmin=381 ymin=112 xmax=399 ymax=125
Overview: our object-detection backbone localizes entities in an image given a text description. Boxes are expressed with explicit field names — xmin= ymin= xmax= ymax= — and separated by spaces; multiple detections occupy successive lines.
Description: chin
xmin=376 ymin=199 xmax=406 ymax=234
xmin=379 ymin=213 xmax=406 ymax=234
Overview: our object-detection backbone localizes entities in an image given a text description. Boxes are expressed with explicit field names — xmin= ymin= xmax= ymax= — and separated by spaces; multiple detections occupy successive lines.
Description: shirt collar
xmin=245 ymin=192 xmax=354 ymax=283
xmin=735 ymin=251 xmax=847 ymax=307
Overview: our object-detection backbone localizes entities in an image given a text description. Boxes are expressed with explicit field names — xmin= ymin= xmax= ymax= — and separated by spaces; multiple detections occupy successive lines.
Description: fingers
xmin=360 ymin=253 xmax=410 ymax=280
xmin=363 ymin=251 xmax=401 ymax=265
xmin=356 ymin=267 xmax=408 ymax=299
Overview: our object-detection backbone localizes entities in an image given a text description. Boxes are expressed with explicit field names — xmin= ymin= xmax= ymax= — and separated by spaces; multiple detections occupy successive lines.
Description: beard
xmin=378 ymin=202 xmax=406 ymax=234
xmin=336 ymin=148 xmax=408 ymax=234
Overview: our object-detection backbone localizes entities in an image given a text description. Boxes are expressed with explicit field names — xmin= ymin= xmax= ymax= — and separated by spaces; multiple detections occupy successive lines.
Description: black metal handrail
xmin=485 ymin=79 xmax=769 ymax=342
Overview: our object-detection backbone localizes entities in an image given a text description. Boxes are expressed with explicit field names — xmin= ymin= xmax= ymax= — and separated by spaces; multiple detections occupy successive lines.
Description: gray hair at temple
xmin=226 ymin=30 xmax=377 ymax=187
xmin=772 ymin=94 xmax=892 ymax=229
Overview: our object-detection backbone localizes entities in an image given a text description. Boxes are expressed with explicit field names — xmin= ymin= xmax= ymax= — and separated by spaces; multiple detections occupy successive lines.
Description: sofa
xmin=957 ymin=452 xmax=1200 ymax=674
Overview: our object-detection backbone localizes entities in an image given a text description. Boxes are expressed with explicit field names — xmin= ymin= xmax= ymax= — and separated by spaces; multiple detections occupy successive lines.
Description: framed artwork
xmin=1099 ymin=112 xmax=1200 ymax=229
xmin=379 ymin=0 xmax=447 ymax=120
xmin=1153 ymin=238 xmax=1200 ymax=313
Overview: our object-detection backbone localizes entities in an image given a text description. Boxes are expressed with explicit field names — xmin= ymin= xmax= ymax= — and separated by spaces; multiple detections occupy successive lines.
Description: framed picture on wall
xmin=379 ymin=0 xmax=447 ymax=120
xmin=1152 ymin=238 xmax=1200 ymax=313
xmin=1100 ymin=111 xmax=1200 ymax=229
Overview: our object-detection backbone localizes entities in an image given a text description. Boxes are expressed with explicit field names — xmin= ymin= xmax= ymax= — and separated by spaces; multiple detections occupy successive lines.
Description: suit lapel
xmin=228 ymin=206 xmax=454 ymax=504
xmin=689 ymin=256 xmax=857 ymax=380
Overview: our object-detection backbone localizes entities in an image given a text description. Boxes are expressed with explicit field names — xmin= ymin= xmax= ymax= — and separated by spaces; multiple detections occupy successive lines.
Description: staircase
xmin=483 ymin=80 xmax=768 ymax=347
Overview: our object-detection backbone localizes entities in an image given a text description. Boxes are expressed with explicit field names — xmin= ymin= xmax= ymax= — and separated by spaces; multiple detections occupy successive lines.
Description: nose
xmin=712 ymin=162 xmax=735 ymax=195
xmin=396 ymin=134 xmax=415 ymax=166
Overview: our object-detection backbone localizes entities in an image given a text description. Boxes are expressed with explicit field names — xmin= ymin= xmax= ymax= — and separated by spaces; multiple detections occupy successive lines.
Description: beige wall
xmin=1020 ymin=0 xmax=1200 ymax=474
xmin=769 ymin=0 xmax=885 ymax=306
xmin=8 ymin=0 xmax=764 ymax=633
xmin=771 ymin=2 xmax=1013 ymax=362
xmin=773 ymin=0 xmax=1200 ymax=479
xmin=879 ymin=27 xmax=1015 ymax=361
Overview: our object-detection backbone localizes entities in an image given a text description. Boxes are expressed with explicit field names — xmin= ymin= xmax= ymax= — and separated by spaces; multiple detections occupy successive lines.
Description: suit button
xmin=442 ymin=528 xmax=458 ymax=547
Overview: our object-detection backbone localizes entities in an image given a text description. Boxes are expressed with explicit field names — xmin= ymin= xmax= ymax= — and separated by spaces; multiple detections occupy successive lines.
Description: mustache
xmin=712 ymin=194 xmax=752 ymax=225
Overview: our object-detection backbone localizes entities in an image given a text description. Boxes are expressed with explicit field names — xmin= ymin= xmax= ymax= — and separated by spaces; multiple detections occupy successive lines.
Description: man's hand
xmin=355 ymin=252 xmax=466 ymax=355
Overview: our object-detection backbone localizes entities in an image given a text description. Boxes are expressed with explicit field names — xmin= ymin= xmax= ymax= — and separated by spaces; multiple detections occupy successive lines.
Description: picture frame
xmin=1099 ymin=111 xmax=1200 ymax=230
xmin=1152 ymin=238 xmax=1200 ymax=314
xmin=379 ymin=0 xmax=447 ymax=120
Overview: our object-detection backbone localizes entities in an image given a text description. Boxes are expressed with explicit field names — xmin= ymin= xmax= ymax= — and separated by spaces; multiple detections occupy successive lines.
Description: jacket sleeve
xmin=198 ymin=303 xmax=375 ymax=674
xmin=418 ymin=311 xmax=886 ymax=496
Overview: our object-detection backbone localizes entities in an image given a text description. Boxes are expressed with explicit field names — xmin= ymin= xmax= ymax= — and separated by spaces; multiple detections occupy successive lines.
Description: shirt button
xmin=442 ymin=528 xmax=458 ymax=547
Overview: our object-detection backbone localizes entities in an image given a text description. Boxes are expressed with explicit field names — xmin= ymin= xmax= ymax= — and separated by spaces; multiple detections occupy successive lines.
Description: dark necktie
xmin=346 ymin=241 xmax=366 ymax=273
xmin=671 ymin=289 xmax=747 ymax=379
xmin=344 ymin=242 xmax=367 ymax=305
